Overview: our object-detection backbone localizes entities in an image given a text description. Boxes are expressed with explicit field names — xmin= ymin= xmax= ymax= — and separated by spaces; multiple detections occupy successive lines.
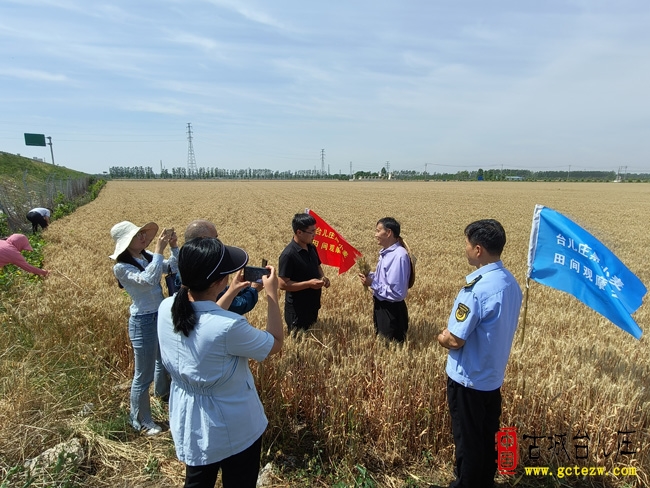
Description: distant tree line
xmin=109 ymin=166 xmax=349 ymax=180
xmin=394 ymin=169 xmax=649 ymax=182
xmin=108 ymin=165 xmax=649 ymax=182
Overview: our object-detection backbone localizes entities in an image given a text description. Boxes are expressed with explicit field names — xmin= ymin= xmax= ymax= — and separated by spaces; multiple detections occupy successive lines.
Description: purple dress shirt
xmin=369 ymin=242 xmax=410 ymax=302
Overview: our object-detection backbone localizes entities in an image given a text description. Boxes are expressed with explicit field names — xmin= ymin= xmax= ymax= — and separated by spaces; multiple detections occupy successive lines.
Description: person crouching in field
xmin=26 ymin=207 xmax=51 ymax=234
xmin=109 ymin=221 xmax=179 ymax=436
xmin=0 ymin=233 xmax=49 ymax=277
xmin=358 ymin=217 xmax=412 ymax=342
xmin=157 ymin=237 xmax=283 ymax=488
xmin=437 ymin=219 xmax=522 ymax=488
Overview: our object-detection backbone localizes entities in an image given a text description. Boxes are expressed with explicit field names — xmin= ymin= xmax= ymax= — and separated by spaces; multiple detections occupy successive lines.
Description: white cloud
xmin=203 ymin=0 xmax=290 ymax=31
xmin=121 ymin=100 xmax=189 ymax=116
xmin=0 ymin=68 xmax=68 ymax=82
xmin=165 ymin=32 xmax=221 ymax=53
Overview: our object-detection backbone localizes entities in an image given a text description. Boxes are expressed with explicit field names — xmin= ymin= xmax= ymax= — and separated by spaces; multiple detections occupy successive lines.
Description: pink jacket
xmin=0 ymin=234 xmax=47 ymax=276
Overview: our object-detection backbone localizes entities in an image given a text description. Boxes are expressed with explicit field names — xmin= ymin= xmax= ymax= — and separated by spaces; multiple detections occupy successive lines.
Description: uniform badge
xmin=455 ymin=303 xmax=470 ymax=322
xmin=464 ymin=275 xmax=482 ymax=289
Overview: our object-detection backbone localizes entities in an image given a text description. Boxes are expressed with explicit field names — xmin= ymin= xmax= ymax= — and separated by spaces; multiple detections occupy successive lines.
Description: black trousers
xmin=184 ymin=435 xmax=263 ymax=488
xmin=447 ymin=377 xmax=501 ymax=488
xmin=26 ymin=211 xmax=48 ymax=233
xmin=284 ymin=300 xmax=319 ymax=332
xmin=373 ymin=297 xmax=408 ymax=342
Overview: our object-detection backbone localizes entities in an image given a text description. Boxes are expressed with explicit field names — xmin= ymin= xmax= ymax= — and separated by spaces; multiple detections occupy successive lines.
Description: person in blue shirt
xmin=358 ymin=217 xmax=412 ymax=342
xmin=173 ymin=220 xmax=261 ymax=314
xmin=110 ymin=220 xmax=178 ymax=436
xmin=158 ymin=237 xmax=283 ymax=488
xmin=437 ymin=219 xmax=522 ymax=488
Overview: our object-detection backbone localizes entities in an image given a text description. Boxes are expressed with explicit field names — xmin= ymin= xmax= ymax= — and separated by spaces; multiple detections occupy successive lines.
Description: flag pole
xmin=518 ymin=278 xmax=530 ymax=345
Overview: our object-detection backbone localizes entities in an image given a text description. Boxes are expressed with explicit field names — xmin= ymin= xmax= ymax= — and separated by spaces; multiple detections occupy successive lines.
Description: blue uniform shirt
xmin=445 ymin=261 xmax=522 ymax=391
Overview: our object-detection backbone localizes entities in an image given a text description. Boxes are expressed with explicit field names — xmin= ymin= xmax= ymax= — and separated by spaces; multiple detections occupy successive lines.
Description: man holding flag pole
xmin=278 ymin=213 xmax=330 ymax=333
xmin=278 ymin=210 xmax=363 ymax=334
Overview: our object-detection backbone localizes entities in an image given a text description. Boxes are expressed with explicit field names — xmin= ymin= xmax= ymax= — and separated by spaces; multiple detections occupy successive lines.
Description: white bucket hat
xmin=109 ymin=221 xmax=158 ymax=260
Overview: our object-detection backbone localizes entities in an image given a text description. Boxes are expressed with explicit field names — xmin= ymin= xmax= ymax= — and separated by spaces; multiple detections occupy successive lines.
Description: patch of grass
xmin=87 ymin=415 xmax=132 ymax=443
xmin=143 ymin=455 xmax=161 ymax=480
xmin=0 ymin=212 xmax=10 ymax=237
xmin=51 ymin=179 xmax=106 ymax=220
xmin=0 ymin=451 xmax=85 ymax=488
xmin=0 ymin=152 xmax=105 ymax=235
xmin=0 ymin=151 xmax=87 ymax=180
xmin=352 ymin=464 xmax=377 ymax=488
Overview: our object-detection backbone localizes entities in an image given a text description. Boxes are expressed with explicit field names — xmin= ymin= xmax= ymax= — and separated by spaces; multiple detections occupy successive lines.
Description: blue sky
xmin=1 ymin=1 xmax=649 ymax=175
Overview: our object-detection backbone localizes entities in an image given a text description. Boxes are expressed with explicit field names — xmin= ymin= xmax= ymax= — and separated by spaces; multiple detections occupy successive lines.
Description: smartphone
xmin=244 ymin=266 xmax=270 ymax=282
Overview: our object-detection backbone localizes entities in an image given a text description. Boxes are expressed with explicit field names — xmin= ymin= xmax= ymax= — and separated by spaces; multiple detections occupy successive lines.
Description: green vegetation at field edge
xmin=0 ymin=151 xmax=88 ymax=182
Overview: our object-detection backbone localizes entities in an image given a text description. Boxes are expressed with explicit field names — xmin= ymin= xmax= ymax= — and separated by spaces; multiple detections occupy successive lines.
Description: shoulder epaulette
xmin=464 ymin=275 xmax=482 ymax=289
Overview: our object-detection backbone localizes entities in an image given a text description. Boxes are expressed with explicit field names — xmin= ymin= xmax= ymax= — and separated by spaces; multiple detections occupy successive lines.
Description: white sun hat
xmin=109 ymin=221 xmax=158 ymax=260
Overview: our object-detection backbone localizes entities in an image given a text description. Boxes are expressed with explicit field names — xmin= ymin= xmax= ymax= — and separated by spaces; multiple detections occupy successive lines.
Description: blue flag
xmin=527 ymin=205 xmax=646 ymax=339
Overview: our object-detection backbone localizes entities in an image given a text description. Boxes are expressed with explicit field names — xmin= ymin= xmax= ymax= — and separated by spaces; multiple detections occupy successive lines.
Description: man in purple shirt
xmin=358 ymin=217 xmax=411 ymax=342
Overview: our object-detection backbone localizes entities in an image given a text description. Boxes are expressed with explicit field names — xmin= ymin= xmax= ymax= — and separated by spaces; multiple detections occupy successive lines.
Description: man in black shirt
xmin=278 ymin=213 xmax=330 ymax=333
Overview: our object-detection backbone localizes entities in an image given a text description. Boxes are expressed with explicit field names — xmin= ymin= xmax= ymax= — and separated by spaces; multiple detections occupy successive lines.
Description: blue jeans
xmin=128 ymin=312 xmax=170 ymax=429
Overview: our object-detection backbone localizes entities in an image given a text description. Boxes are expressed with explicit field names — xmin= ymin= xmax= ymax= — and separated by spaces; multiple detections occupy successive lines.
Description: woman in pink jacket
xmin=0 ymin=234 xmax=49 ymax=277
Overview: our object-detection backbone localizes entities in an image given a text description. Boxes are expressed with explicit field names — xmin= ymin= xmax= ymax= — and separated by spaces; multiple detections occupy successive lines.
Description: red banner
xmin=307 ymin=209 xmax=362 ymax=274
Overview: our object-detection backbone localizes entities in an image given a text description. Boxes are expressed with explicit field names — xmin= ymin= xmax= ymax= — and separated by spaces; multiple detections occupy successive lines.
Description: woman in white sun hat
xmin=109 ymin=220 xmax=178 ymax=436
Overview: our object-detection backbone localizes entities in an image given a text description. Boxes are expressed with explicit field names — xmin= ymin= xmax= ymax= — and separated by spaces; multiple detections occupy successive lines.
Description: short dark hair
xmin=377 ymin=217 xmax=400 ymax=238
xmin=292 ymin=213 xmax=316 ymax=234
xmin=464 ymin=219 xmax=506 ymax=256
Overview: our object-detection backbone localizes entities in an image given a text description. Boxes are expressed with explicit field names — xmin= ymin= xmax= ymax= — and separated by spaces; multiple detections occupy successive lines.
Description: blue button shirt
xmin=445 ymin=261 xmax=522 ymax=391
xmin=157 ymin=298 xmax=274 ymax=466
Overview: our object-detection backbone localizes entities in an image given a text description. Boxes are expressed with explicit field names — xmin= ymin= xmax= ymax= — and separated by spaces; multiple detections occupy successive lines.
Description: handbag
xmin=164 ymin=272 xmax=178 ymax=297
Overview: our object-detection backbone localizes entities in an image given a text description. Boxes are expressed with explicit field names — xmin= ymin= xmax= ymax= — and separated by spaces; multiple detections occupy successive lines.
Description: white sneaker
xmin=141 ymin=422 xmax=162 ymax=436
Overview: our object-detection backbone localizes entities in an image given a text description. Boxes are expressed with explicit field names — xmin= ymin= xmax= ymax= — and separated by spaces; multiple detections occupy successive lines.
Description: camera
xmin=243 ymin=266 xmax=270 ymax=282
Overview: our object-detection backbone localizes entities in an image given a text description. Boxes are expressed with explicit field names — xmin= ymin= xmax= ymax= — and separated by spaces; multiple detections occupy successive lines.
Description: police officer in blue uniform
xmin=438 ymin=219 xmax=523 ymax=488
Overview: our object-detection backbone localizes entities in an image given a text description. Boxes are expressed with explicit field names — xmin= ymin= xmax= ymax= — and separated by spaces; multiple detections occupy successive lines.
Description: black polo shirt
xmin=278 ymin=240 xmax=322 ymax=309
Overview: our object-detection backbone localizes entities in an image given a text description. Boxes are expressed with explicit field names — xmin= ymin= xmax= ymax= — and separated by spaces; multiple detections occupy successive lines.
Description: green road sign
xmin=24 ymin=133 xmax=46 ymax=146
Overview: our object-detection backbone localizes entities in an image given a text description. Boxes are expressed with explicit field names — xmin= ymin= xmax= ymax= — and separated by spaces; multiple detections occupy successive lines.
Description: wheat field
xmin=1 ymin=180 xmax=648 ymax=487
